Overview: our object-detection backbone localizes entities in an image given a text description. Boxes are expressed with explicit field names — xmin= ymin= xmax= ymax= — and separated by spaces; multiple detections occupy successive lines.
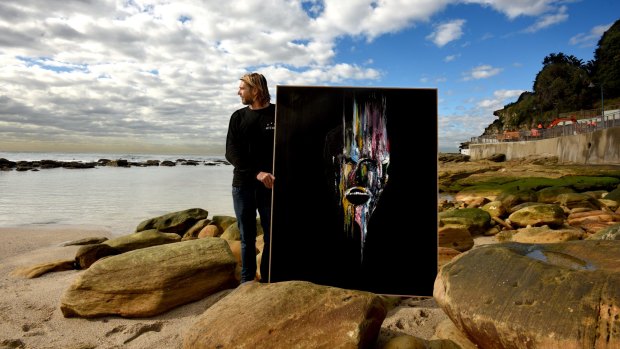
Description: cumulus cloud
xmin=462 ymin=65 xmax=502 ymax=80
xmin=426 ymin=19 xmax=466 ymax=47
xmin=0 ymin=0 xmax=588 ymax=153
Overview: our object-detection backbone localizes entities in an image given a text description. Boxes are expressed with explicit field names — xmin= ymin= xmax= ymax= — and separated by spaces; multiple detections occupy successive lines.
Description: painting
xmin=270 ymin=86 xmax=438 ymax=296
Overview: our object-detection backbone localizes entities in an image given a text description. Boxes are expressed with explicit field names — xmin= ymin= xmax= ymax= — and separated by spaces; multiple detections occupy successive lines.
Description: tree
xmin=480 ymin=18 xmax=620 ymax=137
xmin=534 ymin=53 xmax=591 ymax=115
xmin=592 ymin=19 xmax=620 ymax=101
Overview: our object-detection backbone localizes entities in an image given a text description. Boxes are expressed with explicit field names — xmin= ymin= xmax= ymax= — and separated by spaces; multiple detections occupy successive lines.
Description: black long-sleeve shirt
xmin=225 ymin=104 xmax=276 ymax=187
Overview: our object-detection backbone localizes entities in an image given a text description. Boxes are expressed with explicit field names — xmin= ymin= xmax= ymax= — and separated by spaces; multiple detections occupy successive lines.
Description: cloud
xmin=438 ymin=89 xmax=524 ymax=150
xmin=444 ymin=54 xmax=460 ymax=62
xmin=311 ymin=0 xmax=452 ymax=41
xmin=570 ymin=23 xmax=612 ymax=48
xmin=0 ymin=0 xmax=593 ymax=153
xmin=523 ymin=5 xmax=568 ymax=33
xmin=462 ymin=65 xmax=502 ymax=80
xmin=426 ymin=19 xmax=466 ymax=47
xmin=461 ymin=0 xmax=557 ymax=19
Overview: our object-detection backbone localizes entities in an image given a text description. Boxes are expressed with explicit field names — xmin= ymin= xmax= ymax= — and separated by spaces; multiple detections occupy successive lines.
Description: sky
xmin=1 ymin=0 xmax=618 ymax=155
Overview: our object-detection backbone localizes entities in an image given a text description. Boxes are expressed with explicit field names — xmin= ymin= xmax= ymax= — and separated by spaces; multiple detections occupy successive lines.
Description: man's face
xmin=238 ymin=81 xmax=254 ymax=105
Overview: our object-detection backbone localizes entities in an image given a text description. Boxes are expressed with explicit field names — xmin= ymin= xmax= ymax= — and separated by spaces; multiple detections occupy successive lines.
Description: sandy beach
xmin=0 ymin=225 xmax=236 ymax=349
xmin=0 ymin=225 xmax=452 ymax=349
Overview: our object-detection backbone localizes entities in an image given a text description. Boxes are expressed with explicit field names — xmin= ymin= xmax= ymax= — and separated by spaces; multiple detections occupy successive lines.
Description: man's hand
xmin=257 ymin=171 xmax=275 ymax=189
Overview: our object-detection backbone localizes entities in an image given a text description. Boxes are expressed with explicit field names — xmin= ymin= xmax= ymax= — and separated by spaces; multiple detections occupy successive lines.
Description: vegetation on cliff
xmin=481 ymin=18 xmax=620 ymax=136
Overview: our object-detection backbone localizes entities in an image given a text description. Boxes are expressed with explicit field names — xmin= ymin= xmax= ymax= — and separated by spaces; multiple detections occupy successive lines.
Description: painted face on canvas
xmin=336 ymin=95 xmax=390 ymax=261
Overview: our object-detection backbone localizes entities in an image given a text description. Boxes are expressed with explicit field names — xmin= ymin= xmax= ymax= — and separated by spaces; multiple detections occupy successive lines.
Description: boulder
xmin=182 ymin=280 xmax=387 ymax=349
xmin=61 ymin=237 xmax=237 ymax=318
xmin=135 ymin=208 xmax=209 ymax=235
xmin=434 ymin=241 xmax=620 ymax=348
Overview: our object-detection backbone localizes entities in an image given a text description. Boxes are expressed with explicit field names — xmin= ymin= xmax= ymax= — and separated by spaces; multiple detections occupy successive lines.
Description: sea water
xmin=0 ymin=152 xmax=234 ymax=235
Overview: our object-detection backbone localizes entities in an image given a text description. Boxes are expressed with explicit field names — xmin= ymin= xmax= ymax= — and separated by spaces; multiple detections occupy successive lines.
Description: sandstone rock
xmin=508 ymin=203 xmax=565 ymax=227
xmin=504 ymin=225 xmax=585 ymax=243
xmin=198 ymin=224 xmax=220 ymax=238
xmin=182 ymin=280 xmax=387 ymax=349
xmin=438 ymin=247 xmax=461 ymax=270
xmin=209 ymin=215 xmax=237 ymax=234
xmin=434 ymin=241 xmax=620 ymax=348
xmin=497 ymin=188 xmax=538 ymax=211
xmin=556 ymin=192 xmax=601 ymax=210
xmin=75 ymin=243 xmax=120 ymax=269
xmin=536 ymin=186 xmax=575 ymax=203
xmin=438 ymin=208 xmax=491 ymax=236
xmin=182 ymin=218 xmax=211 ymax=240
xmin=588 ymin=223 xmax=620 ymax=240
xmin=10 ymin=259 xmax=75 ymax=278
xmin=220 ymin=219 xmax=264 ymax=241
xmin=480 ymin=200 xmax=505 ymax=217
xmin=432 ymin=319 xmax=478 ymax=349
xmin=135 ymin=208 xmax=209 ymax=235
xmin=61 ymin=237 xmax=237 ymax=318
xmin=104 ymin=229 xmax=181 ymax=252
xmin=438 ymin=225 xmax=474 ymax=252
xmin=60 ymin=236 xmax=109 ymax=246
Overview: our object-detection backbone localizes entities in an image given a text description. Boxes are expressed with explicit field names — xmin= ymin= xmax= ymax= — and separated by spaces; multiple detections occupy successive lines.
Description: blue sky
xmin=0 ymin=0 xmax=618 ymax=154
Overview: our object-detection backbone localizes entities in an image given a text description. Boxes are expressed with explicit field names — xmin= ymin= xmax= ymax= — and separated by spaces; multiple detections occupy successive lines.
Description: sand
xmin=0 ymin=225 xmax=451 ymax=349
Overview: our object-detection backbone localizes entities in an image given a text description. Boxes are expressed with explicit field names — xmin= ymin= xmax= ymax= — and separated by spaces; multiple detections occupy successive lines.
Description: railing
xmin=470 ymin=109 xmax=620 ymax=144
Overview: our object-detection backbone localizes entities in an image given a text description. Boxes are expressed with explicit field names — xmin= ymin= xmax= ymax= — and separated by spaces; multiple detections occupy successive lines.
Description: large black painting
xmin=270 ymin=86 xmax=438 ymax=296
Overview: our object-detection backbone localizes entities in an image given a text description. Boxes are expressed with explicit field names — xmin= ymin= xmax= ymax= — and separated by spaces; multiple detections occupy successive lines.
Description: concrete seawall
xmin=469 ymin=127 xmax=620 ymax=165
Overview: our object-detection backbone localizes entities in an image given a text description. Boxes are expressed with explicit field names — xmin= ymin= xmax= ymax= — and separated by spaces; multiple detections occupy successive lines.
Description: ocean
xmin=0 ymin=152 xmax=235 ymax=235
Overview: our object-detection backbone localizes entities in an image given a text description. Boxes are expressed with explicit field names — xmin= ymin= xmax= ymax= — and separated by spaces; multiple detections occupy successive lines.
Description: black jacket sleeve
xmin=225 ymin=110 xmax=258 ymax=180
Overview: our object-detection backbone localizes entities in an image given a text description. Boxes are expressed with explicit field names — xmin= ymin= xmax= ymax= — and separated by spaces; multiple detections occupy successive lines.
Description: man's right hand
xmin=257 ymin=171 xmax=275 ymax=189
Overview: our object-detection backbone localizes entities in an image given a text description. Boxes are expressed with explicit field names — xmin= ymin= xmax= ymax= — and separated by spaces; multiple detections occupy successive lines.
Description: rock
xmin=182 ymin=280 xmax=387 ymax=349
xmin=434 ymin=241 xmax=620 ymax=348
xmin=75 ymin=243 xmax=120 ymax=269
xmin=503 ymin=225 xmax=585 ymax=243
xmin=536 ymin=186 xmax=575 ymax=203
xmin=211 ymin=215 xmax=237 ymax=229
xmin=220 ymin=219 xmax=264 ymax=241
xmin=480 ymin=200 xmax=506 ymax=217
xmin=496 ymin=188 xmax=538 ymax=211
xmin=135 ymin=208 xmax=209 ymax=235
xmin=438 ymin=208 xmax=491 ymax=236
xmin=507 ymin=203 xmax=565 ymax=227
xmin=182 ymin=218 xmax=211 ymax=240
xmin=10 ymin=259 xmax=75 ymax=278
xmin=432 ymin=319 xmax=478 ymax=349
xmin=438 ymin=247 xmax=461 ymax=270
xmin=438 ymin=225 xmax=474 ymax=252
xmin=60 ymin=236 xmax=109 ymax=246
xmin=588 ymin=223 xmax=620 ymax=240
xmin=197 ymin=224 xmax=220 ymax=238
xmin=61 ymin=237 xmax=237 ymax=318
xmin=105 ymin=229 xmax=181 ymax=252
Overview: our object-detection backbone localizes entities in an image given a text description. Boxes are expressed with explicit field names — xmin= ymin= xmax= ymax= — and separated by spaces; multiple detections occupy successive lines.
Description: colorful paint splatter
xmin=337 ymin=94 xmax=390 ymax=262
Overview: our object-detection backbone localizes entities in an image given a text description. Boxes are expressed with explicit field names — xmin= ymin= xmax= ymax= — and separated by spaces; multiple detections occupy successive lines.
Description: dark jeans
xmin=232 ymin=184 xmax=272 ymax=283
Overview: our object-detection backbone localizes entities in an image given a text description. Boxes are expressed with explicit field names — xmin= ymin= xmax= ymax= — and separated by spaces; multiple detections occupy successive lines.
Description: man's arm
xmin=225 ymin=111 xmax=257 ymax=177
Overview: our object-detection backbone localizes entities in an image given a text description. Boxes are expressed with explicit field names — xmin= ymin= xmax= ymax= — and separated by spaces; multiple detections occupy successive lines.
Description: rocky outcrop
xmin=182 ymin=280 xmax=387 ymax=349
xmin=0 ymin=157 xmax=231 ymax=171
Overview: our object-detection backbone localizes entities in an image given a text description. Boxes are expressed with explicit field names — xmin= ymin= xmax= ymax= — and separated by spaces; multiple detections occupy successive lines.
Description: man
xmin=225 ymin=73 xmax=275 ymax=284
